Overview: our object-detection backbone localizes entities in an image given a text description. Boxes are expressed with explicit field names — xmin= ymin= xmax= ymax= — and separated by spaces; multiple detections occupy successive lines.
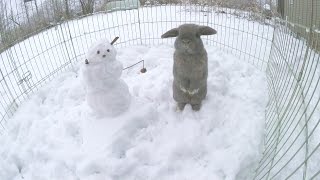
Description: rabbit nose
xmin=182 ymin=39 xmax=191 ymax=44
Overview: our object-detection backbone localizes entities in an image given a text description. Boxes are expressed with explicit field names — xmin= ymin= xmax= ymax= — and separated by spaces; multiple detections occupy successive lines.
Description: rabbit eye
xmin=107 ymin=49 xmax=110 ymax=52
xmin=97 ymin=50 xmax=100 ymax=54
xmin=102 ymin=55 xmax=106 ymax=58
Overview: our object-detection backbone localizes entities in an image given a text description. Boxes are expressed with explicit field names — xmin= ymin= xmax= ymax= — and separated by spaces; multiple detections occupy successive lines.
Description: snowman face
xmin=86 ymin=39 xmax=117 ymax=64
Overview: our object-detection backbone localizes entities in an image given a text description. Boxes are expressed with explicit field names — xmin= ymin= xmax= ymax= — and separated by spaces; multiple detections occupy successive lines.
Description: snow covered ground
xmin=0 ymin=44 xmax=268 ymax=180
xmin=0 ymin=6 xmax=273 ymax=131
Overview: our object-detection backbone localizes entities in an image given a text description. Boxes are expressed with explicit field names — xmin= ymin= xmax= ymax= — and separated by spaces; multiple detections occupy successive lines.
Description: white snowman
xmin=82 ymin=38 xmax=131 ymax=117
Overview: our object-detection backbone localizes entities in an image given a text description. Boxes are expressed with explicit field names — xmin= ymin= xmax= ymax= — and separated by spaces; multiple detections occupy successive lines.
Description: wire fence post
xmin=137 ymin=2 xmax=143 ymax=45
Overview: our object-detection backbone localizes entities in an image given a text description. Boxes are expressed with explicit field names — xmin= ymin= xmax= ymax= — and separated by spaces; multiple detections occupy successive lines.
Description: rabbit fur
xmin=161 ymin=24 xmax=217 ymax=111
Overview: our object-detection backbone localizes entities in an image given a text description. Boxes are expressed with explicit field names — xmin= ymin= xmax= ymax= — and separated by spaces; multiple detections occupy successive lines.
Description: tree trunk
xmin=80 ymin=0 xmax=95 ymax=15
xmin=64 ymin=0 xmax=70 ymax=18
xmin=34 ymin=0 xmax=39 ymax=14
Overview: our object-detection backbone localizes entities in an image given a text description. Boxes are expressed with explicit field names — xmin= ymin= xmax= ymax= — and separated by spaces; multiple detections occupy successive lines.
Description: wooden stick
xmin=111 ymin=37 xmax=119 ymax=45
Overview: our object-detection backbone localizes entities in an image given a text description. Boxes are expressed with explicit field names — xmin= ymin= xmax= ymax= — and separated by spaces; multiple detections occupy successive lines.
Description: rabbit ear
xmin=161 ymin=28 xmax=179 ymax=38
xmin=198 ymin=26 xmax=217 ymax=35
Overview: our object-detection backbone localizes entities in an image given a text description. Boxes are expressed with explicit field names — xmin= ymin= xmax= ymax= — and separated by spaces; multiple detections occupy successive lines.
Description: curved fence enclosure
xmin=0 ymin=0 xmax=319 ymax=179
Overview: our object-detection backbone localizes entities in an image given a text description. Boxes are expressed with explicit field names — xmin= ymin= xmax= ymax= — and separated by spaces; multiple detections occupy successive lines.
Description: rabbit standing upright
xmin=82 ymin=38 xmax=131 ymax=117
xmin=161 ymin=24 xmax=217 ymax=111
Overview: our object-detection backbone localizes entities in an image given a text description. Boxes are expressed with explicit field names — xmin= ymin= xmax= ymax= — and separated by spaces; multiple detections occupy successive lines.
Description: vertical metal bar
xmin=137 ymin=0 xmax=143 ymax=45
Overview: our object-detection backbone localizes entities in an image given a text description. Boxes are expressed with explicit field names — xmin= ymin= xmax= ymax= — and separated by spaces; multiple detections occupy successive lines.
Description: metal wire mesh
xmin=253 ymin=0 xmax=320 ymax=179
xmin=0 ymin=0 xmax=319 ymax=179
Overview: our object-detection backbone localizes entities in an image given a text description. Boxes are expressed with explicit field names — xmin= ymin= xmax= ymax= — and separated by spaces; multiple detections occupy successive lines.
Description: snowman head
xmin=86 ymin=39 xmax=117 ymax=64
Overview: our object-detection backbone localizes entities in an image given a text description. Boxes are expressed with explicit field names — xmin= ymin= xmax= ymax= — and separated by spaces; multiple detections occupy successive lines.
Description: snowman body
xmin=82 ymin=39 xmax=131 ymax=116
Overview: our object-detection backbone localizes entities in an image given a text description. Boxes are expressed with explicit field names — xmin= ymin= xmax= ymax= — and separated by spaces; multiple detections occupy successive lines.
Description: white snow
xmin=0 ymin=44 xmax=268 ymax=180
xmin=263 ymin=4 xmax=271 ymax=11
xmin=0 ymin=6 xmax=274 ymax=122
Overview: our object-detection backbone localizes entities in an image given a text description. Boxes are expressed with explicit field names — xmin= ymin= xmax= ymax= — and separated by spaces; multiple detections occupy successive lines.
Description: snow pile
xmin=0 ymin=45 xmax=268 ymax=180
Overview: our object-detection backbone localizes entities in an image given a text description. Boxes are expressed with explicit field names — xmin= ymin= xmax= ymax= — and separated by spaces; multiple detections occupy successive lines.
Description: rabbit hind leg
xmin=191 ymin=103 xmax=201 ymax=111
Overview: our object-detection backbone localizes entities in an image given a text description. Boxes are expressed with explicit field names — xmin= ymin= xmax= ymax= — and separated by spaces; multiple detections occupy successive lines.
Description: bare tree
xmin=0 ymin=1 xmax=6 ymax=45
xmin=64 ymin=0 xmax=71 ymax=18
xmin=79 ymin=0 xmax=95 ymax=15
xmin=48 ymin=0 xmax=66 ymax=21
xmin=34 ymin=0 xmax=39 ymax=14
xmin=23 ymin=1 xmax=31 ymax=25
xmin=0 ymin=1 xmax=10 ymax=46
